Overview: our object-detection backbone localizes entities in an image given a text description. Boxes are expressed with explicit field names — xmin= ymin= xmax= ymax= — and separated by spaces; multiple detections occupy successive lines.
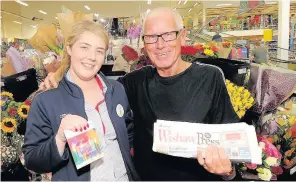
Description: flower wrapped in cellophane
xmin=1 ymin=91 xmax=31 ymax=171
xmin=238 ymin=135 xmax=282 ymax=181
xmin=225 ymin=79 xmax=254 ymax=118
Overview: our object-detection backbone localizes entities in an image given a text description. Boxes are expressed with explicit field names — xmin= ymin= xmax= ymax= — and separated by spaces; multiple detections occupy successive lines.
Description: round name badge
xmin=116 ymin=104 xmax=124 ymax=118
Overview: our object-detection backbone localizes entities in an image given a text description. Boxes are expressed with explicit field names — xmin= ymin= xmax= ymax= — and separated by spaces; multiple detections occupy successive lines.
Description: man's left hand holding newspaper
xmin=197 ymin=145 xmax=235 ymax=179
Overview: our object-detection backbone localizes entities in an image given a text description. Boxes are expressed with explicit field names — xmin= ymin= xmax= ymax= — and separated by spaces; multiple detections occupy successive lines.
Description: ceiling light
xmin=84 ymin=5 xmax=90 ymax=10
xmin=184 ymin=0 xmax=188 ymax=5
xmin=15 ymin=0 xmax=28 ymax=6
xmin=55 ymin=17 xmax=58 ymax=20
xmin=147 ymin=0 xmax=151 ymax=5
xmin=100 ymin=18 xmax=105 ymax=22
xmin=265 ymin=2 xmax=277 ymax=5
xmin=194 ymin=3 xmax=198 ymax=7
xmin=188 ymin=8 xmax=192 ymax=12
xmin=13 ymin=21 xmax=22 ymax=24
xmin=216 ymin=4 xmax=232 ymax=7
xmin=94 ymin=13 xmax=99 ymax=17
xmin=31 ymin=25 xmax=37 ymax=28
xmin=178 ymin=0 xmax=181 ymax=5
xmin=38 ymin=10 xmax=47 ymax=15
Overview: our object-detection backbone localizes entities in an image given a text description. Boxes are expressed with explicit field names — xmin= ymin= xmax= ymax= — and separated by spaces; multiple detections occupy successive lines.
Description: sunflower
xmin=1 ymin=91 xmax=13 ymax=98
xmin=1 ymin=118 xmax=17 ymax=133
xmin=18 ymin=105 xmax=30 ymax=119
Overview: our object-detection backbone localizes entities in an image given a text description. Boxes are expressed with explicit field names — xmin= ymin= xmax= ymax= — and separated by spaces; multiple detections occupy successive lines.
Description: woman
xmin=22 ymin=21 xmax=139 ymax=181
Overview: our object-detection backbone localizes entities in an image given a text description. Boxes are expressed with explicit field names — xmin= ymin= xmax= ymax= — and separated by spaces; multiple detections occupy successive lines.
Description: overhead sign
xmin=237 ymin=0 xmax=265 ymax=14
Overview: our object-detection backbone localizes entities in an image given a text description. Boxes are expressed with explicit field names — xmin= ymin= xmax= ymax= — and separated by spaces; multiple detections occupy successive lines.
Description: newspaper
xmin=153 ymin=120 xmax=262 ymax=164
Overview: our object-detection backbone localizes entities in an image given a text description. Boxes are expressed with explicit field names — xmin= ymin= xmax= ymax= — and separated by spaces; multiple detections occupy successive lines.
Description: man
xmin=212 ymin=32 xmax=223 ymax=42
xmin=250 ymin=41 xmax=269 ymax=64
xmin=40 ymin=7 xmax=239 ymax=181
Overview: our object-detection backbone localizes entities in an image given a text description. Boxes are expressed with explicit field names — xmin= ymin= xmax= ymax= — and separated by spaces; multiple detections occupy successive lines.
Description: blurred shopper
xmin=250 ymin=41 xmax=269 ymax=64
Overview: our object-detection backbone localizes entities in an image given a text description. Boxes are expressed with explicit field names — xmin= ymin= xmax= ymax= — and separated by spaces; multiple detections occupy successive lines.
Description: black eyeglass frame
xmin=142 ymin=30 xmax=181 ymax=44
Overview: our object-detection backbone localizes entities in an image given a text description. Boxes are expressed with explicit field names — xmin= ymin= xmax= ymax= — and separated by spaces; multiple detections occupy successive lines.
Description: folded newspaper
xmin=153 ymin=120 xmax=262 ymax=164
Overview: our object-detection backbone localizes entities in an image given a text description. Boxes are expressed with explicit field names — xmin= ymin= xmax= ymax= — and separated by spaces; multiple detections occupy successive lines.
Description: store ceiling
xmin=1 ymin=1 xmax=201 ymax=23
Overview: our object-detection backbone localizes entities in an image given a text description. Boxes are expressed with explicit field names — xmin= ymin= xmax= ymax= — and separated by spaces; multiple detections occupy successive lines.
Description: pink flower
xmin=271 ymin=166 xmax=283 ymax=175
xmin=257 ymin=136 xmax=282 ymax=158
xmin=246 ymin=163 xmax=257 ymax=169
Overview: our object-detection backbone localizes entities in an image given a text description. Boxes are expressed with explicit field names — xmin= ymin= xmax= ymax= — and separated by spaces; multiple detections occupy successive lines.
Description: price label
xmin=238 ymin=68 xmax=247 ymax=74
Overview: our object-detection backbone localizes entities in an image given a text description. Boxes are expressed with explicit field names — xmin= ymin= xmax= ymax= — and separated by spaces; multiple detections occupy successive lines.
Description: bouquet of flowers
xmin=261 ymin=114 xmax=296 ymax=170
xmin=222 ymin=41 xmax=232 ymax=48
xmin=225 ymin=79 xmax=254 ymax=118
xmin=181 ymin=43 xmax=219 ymax=59
xmin=238 ymin=135 xmax=282 ymax=181
xmin=1 ymin=91 xmax=30 ymax=171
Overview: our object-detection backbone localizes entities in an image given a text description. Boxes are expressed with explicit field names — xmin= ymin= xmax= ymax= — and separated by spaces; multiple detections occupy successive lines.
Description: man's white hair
xmin=143 ymin=7 xmax=184 ymax=33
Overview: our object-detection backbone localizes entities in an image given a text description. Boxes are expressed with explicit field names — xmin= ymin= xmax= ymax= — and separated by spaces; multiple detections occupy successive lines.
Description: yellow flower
xmin=237 ymin=87 xmax=244 ymax=93
xmin=243 ymin=91 xmax=251 ymax=99
xmin=0 ymin=100 xmax=4 ymax=106
xmin=284 ymin=131 xmax=292 ymax=140
xmin=204 ymin=49 xmax=214 ymax=56
xmin=233 ymin=105 xmax=239 ymax=112
xmin=288 ymin=116 xmax=296 ymax=126
xmin=264 ymin=157 xmax=278 ymax=166
xmin=245 ymin=103 xmax=253 ymax=109
xmin=17 ymin=105 xmax=30 ymax=119
xmin=1 ymin=118 xmax=17 ymax=133
xmin=249 ymin=97 xmax=254 ymax=104
xmin=290 ymin=140 xmax=296 ymax=148
xmin=277 ymin=119 xmax=285 ymax=126
xmin=1 ymin=91 xmax=13 ymax=98
xmin=203 ymin=45 xmax=210 ymax=49
xmin=257 ymin=168 xmax=272 ymax=181
xmin=237 ymin=110 xmax=246 ymax=118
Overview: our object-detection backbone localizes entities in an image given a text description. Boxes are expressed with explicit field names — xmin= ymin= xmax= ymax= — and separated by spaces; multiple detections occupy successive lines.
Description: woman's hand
xmin=56 ymin=114 xmax=89 ymax=143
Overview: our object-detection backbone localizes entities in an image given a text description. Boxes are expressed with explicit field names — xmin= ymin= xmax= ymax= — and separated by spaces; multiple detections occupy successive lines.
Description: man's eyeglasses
xmin=142 ymin=30 xmax=180 ymax=44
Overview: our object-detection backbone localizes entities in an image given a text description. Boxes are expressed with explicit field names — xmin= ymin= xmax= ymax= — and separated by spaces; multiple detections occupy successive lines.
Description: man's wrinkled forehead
xmin=144 ymin=13 xmax=178 ymax=34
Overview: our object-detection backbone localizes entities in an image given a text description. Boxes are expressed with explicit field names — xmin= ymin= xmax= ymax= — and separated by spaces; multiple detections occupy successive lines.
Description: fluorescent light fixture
xmin=38 ymin=10 xmax=47 ymax=15
xmin=84 ymin=5 xmax=90 ymax=10
xmin=13 ymin=21 xmax=22 ymax=24
xmin=178 ymin=0 xmax=181 ymax=5
xmin=31 ymin=25 xmax=37 ymax=28
xmin=198 ymin=12 xmax=202 ymax=15
xmin=188 ymin=8 xmax=192 ymax=12
xmin=146 ymin=9 xmax=151 ymax=14
xmin=173 ymin=7 xmax=176 ymax=10
xmin=100 ymin=18 xmax=105 ymax=22
xmin=147 ymin=0 xmax=151 ymax=5
xmin=184 ymin=0 xmax=188 ymax=5
xmin=15 ymin=0 xmax=28 ymax=6
xmin=216 ymin=4 xmax=232 ymax=7
xmin=265 ymin=2 xmax=277 ymax=5
xmin=94 ymin=13 xmax=99 ymax=17
xmin=194 ymin=3 xmax=198 ymax=7
xmin=55 ymin=17 xmax=58 ymax=19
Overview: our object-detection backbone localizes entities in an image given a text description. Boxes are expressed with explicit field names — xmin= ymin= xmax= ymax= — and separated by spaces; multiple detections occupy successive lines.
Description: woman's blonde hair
xmin=54 ymin=20 xmax=109 ymax=82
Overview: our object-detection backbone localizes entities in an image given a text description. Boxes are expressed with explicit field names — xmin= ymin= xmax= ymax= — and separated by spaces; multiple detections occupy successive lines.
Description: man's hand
xmin=38 ymin=72 xmax=58 ymax=91
xmin=197 ymin=145 xmax=232 ymax=175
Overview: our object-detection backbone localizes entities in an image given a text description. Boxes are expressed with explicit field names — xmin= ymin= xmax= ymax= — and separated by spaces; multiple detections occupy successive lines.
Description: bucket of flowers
xmin=1 ymin=91 xmax=30 ymax=172
xmin=225 ymin=79 xmax=254 ymax=118
xmin=237 ymin=135 xmax=282 ymax=181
